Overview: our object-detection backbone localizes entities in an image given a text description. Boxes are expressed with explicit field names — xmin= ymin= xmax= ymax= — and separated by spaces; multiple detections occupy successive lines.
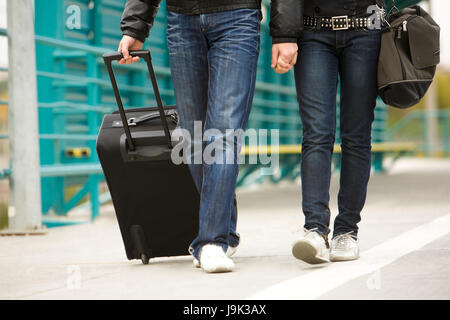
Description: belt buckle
xmin=331 ymin=15 xmax=349 ymax=30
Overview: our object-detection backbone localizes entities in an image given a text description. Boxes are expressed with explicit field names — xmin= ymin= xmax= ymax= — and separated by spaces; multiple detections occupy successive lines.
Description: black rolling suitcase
xmin=97 ymin=50 xmax=199 ymax=264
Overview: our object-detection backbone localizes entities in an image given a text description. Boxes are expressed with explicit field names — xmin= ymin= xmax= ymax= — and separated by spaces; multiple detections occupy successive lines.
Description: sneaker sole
xmin=201 ymin=264 xmax=234 ymax=273
xmin=292 ymin=239 xmax=330 ymax=264
xmin=330 ymin=254 xmax=360 ymax=262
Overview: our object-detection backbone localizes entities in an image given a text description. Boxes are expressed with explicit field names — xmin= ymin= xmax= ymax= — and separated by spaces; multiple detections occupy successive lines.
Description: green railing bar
xmin=38 ymin=101 xmax=114 ymax=113
xmin=0 ymin=28 xmax=6 ymax=36
xmin=39 ymin=133 xmax=98 ymax=140
xmin=252 ymin=97 xmax=298 ymax=110
xmin=40 ymin=164 xmax=103 ymax=177
xmin=255 ymin=81 xmax=297 ymax=96
xmin=35 ymin=35 xmax=109 ymax=56
xmin=36 ymin=70 xmax=174 ymax=97
xmin=102 ymin=0 xmax=126 ymax=10
xmin=53 ymin=50 xmax=88 ymax=59
xmin=250 ymin=113 xmax=301 ymax=125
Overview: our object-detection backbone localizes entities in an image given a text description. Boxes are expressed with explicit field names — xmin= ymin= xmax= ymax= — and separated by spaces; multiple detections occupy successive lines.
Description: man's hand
xmin=118 ymin=35 xmax=144 ymax=65
xmin=271 ymin=43 xmax=298 ymax=74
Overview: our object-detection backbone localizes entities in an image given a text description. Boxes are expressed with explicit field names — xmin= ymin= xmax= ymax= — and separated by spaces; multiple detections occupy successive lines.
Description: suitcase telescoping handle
xmin=103 ymin=50 xmax=172 ymax=152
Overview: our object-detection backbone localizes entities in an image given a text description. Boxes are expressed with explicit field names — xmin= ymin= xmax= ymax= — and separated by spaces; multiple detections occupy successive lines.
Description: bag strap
xmin=103 ymin=50 xmax=173 ymax=151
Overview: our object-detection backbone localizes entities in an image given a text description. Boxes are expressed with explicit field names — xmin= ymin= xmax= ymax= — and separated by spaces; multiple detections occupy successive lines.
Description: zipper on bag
xmin=394 ymin=16 xmax=416 ymax=80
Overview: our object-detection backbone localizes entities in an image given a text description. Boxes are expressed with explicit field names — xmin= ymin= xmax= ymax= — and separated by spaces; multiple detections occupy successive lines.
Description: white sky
xmin=0 ymin=0 xmax=449 ymax=70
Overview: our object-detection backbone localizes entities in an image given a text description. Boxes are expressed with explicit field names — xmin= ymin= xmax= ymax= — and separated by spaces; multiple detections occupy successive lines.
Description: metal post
xmin=442 ymin=111 xmax=449 ymax=157
xmin=425 ymin=80 xmax=439 ymax=156
xmin=6 ymin=0 xmax=43 ymax=233
xmin=425 ymin=0 xmax=440 ymax=157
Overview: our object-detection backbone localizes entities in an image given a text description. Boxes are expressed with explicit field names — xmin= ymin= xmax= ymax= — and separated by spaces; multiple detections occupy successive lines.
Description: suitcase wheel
xmin=141 ymin=253 xmax=149 ymax=265
xmin=130 ymin=224 xmax=151 ymax=265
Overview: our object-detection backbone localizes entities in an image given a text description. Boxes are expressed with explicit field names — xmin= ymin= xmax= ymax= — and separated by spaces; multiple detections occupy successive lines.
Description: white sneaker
xmin=193 ymin=245 xmax=237 ymax=268
xmin=330 ymin=232 xmax=360 ymax=262
xmin=292 ymin=228 xmax=330 ymax=264
xmin=197 ymin=244 xmax=234 ymax=273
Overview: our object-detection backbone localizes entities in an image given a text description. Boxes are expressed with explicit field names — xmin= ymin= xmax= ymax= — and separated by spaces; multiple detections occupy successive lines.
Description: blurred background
xmin=0 ymin=0 xmax=449 ymax=230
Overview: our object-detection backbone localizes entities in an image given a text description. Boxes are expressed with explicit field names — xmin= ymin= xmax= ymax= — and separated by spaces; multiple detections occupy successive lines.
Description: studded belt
xmin=303 ymin=15 xmax=382 ymax=31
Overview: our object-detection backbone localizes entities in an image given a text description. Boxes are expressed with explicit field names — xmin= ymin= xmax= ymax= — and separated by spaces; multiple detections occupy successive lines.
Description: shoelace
xmin=333 ymin=232 xmax=357 ymax=249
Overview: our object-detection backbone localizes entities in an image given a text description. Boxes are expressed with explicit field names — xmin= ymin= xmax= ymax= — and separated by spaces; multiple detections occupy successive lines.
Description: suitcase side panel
xmin=97 ymin=111 xmax=199 ymax=260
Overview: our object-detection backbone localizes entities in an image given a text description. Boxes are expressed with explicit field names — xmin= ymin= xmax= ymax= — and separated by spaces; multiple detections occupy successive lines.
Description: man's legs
xmin=189 ymin=9 xmax=260 ymax=259
xmin=167 ymin=12 xmax=241 ymax=251
xmin=334 ymin=30 xmax=381 ymax=238
xmin=167 ymin=9 xmax=260 ymax=261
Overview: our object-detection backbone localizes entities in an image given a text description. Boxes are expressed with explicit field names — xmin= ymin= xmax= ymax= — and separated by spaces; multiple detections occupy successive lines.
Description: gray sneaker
xmin=292 ymin=228 xmax=330 ymax=264
xmin=330 ymin=232 xmax=360 ymax=262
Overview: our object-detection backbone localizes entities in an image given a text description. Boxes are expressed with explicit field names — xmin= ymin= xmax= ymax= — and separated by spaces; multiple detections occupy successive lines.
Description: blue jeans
xmin=294 ymin=28 xmax=381 ymax=238
xmin=167 ymin=9 xmax=261 ymax=259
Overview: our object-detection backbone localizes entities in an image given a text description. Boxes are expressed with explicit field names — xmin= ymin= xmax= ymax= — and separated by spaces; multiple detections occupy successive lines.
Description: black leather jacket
xmin=270 ymin=0 xmax=385 ymax=44
xmin=121 ymin=0 xmax=261 ymax=42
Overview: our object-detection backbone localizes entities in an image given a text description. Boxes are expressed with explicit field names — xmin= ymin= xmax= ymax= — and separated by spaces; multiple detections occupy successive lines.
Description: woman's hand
xmin=271 ymin=43 xmax=298 ymax=74
xmin=118 ymin=35 xmax=144 ymax=65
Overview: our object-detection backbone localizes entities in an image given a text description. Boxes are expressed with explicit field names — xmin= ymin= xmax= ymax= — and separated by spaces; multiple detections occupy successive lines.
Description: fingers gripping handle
xmin=103 ymin=50 xmax=150 ymax=63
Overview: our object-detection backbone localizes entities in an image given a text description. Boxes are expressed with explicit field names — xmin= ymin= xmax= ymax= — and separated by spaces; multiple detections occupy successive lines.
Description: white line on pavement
xmin=246 ymin=213 xmax=450 ymax=300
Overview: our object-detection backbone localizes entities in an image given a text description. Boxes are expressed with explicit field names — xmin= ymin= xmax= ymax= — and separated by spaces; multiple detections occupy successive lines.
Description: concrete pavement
xmin=0 ymin=157 xmax=449 ymax=299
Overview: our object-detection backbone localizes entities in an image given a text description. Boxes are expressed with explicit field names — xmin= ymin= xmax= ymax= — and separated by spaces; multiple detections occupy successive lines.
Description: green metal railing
xmin=387 ymin=110 xmax=450 ymax=156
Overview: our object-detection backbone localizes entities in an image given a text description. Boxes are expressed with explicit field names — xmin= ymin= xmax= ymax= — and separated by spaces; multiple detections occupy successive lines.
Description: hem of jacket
xmin=122 ymin=28 xmax=147 ymax=43
xmin=271 ymin=37 xmax=299 ymax=44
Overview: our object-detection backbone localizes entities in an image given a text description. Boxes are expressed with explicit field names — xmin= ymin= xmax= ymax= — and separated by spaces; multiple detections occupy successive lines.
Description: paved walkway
xmin=1 ymin=157 xmax=449 ymax=299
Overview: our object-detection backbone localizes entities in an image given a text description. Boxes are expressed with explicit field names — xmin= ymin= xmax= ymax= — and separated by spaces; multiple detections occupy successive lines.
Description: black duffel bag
xmin=377 ymin=4 xmax=440 ymax=109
